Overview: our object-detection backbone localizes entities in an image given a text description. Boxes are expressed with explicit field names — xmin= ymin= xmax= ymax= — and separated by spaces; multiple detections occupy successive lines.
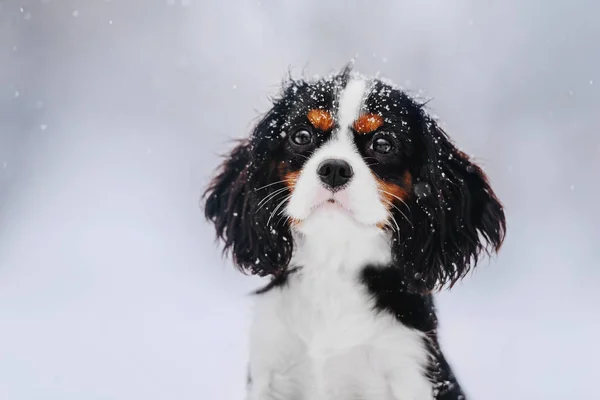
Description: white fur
xmin=246 ymin=81 xmax=434 ymax=400
xmin=286 ymin=78 xmax=388 ymax=227
xmin=247 ymin=215 xmax=433 ymax=400
xmin=337 ymin=78 xmax=367 ymax=130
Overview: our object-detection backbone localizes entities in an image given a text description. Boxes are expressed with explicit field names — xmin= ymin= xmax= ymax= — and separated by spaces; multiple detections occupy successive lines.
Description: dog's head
xmin=204 ymin=67 xmax=505 ymax=292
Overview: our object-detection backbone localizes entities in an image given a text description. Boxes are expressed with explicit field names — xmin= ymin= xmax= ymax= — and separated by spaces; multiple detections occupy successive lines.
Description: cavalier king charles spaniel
xmin=204 ymin=66 xmax=505 ymax=400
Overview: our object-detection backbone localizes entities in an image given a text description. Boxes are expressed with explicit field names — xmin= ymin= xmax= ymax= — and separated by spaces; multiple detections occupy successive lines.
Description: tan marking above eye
xmin=307 ymin=109 xmax=334 ymax=131
xmin=354 ymin=113 xmax=383 ymax=134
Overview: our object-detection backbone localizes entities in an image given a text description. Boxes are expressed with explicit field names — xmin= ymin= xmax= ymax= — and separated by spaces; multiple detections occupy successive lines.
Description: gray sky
xmin=1 ymin=1 xmax=599 ymax=399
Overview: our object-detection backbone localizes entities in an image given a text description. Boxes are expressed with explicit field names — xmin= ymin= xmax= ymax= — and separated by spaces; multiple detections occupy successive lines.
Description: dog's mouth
xmin=296 ymin=198 xmax=386 ymax=231
xmin=311 ymin=198 xmax=352 ymax=215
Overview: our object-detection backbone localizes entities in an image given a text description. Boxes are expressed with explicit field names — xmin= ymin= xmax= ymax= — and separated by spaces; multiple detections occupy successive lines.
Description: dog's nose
xmin=317 ymin=159 xmax=353 ymax=190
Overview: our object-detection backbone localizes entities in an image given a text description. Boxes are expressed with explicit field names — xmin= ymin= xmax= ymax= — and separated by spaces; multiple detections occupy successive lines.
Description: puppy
xmin=204 ymin=66 xmax=505 ymax=400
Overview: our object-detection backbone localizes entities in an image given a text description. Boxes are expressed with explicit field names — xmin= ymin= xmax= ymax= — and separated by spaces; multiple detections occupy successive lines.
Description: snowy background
xmin=1 ymin=1 xmax=599 ymax=399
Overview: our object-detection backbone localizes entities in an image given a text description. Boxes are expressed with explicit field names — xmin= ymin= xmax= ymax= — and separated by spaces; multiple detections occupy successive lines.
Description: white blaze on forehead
xmin=337 ymin=78 xmax=367 ymax=130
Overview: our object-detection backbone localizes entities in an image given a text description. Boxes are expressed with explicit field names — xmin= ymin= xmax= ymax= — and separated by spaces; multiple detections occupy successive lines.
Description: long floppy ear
xmin=393 ymin=117 xmax=506 ymax=292
xmin=203 ymin=138 xmax=293 ymax=277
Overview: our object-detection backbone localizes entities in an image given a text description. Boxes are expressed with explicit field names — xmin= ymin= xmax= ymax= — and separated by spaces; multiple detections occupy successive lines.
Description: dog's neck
xmin=291 ymin=209 xmax=392 ymax=276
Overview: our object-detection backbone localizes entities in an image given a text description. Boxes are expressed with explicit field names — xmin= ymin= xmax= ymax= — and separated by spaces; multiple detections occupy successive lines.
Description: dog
xmin=204 ymin=66 xmax=505 ymax=400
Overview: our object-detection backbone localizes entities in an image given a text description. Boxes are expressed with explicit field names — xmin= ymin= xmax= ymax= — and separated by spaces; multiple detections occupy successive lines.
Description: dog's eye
xmin=290 ymin=128 xmax=313 ymax=146
xmin=373 ymin=137 xmax=393 ymax=154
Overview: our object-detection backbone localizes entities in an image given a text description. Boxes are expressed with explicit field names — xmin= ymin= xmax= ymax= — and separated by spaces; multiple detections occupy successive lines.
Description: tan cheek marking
xmin=307 ymin=109 xmax=334 ymax=131
xmin=288 ymin=217 xmax=302 ymax=227
xmin=354 ymin=113 xmax=383 ymax=134
xmin=276 ymin=165 xmax=302 ymax=226
xmin=376 ymin=171 xmax=413 ymax=209
xmin=277 ymin=162 xmax=300 ymax=192
xmin=284 ymin=171 xmax=300 ymax=191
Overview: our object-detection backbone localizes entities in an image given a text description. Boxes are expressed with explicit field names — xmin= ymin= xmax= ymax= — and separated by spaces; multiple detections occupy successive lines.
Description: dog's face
xmin=205 ymin=68 xmax=505 ymax=292
xmin=282 ymin=78 xmax=401 ymax=230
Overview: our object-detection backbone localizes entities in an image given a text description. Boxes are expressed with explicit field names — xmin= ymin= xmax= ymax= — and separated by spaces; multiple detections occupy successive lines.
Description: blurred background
xmin=0 ymin=1 xmax=598 ymax=399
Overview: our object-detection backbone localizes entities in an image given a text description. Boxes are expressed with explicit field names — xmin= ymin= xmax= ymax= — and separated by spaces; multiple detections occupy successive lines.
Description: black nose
xmin=317 ymin=159 xmax=354 ymax=190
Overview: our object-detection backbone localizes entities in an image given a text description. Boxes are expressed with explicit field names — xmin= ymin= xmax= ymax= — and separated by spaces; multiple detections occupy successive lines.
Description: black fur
xmin=360 ymin=80 xmax=506 ymax=292
xmin=400 ymin=119 xmax=506 ymax=292
xmin=204 ymin=67 xmax=506 ymax=400
xmin=203 ymin=127 xmax=294 ymax=277
xmin=204 ymin=72 xmax=351 ymax=276
xmin=205 ymin=67 xmax=505 ymax=291
xmin=361 ymin=265 xmax=466 ymax=400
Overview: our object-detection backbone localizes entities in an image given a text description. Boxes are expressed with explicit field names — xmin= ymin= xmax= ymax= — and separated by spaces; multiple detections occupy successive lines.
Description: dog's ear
xmin=204 ymin=134 xmax=293 ymax=277
xmin=392 ymin=117 xmax=506 ymax=292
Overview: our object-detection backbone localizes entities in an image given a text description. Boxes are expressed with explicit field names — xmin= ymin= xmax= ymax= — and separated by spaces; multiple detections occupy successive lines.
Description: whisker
xmin=389 ymin=213 xmax=401 ymax=234
xmin=379 ymin=191 xmax=413 ymax=227
xmin=379 ymin=188 xmax=411 ymax=212
xmin=382 ymin=200 xmax=402 ymax=233
xmin=255 ymin=187 xmax=289 ymax=214
xmin=256 ymin=187 xmax=288 ymax=208
xmin=276 ymin=213 xmax=293 ymax=229
xmin=267 ymin=195 xmax=292 ymax=227
xmin=369 ymin=169 xmax=411 ymax=212
xmin=254 ymin=179 xmax=293 ymax=192
xmin=390 ymin=204 xmax=412 ymax=228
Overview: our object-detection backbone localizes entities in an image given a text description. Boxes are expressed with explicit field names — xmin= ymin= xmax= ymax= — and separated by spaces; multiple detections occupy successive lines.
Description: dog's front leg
xmin=246 ymin=370 xmax=274 ymax=400
xmin=246 ymin=292 xmax=302 ymax=400
xmin=385 ymin=369 xmax=435 ymax=400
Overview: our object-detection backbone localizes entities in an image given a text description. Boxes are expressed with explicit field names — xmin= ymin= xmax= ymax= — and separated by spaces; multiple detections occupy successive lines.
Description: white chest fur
xmin=246 ymin=212 xmax=434 ymax=400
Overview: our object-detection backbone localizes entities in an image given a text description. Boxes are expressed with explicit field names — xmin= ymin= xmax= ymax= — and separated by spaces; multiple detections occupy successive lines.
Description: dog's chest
xmin=282 ymin=271 xmax=381 ymax=350
xmin=251 ymin=268 xmax=431 ymax=399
